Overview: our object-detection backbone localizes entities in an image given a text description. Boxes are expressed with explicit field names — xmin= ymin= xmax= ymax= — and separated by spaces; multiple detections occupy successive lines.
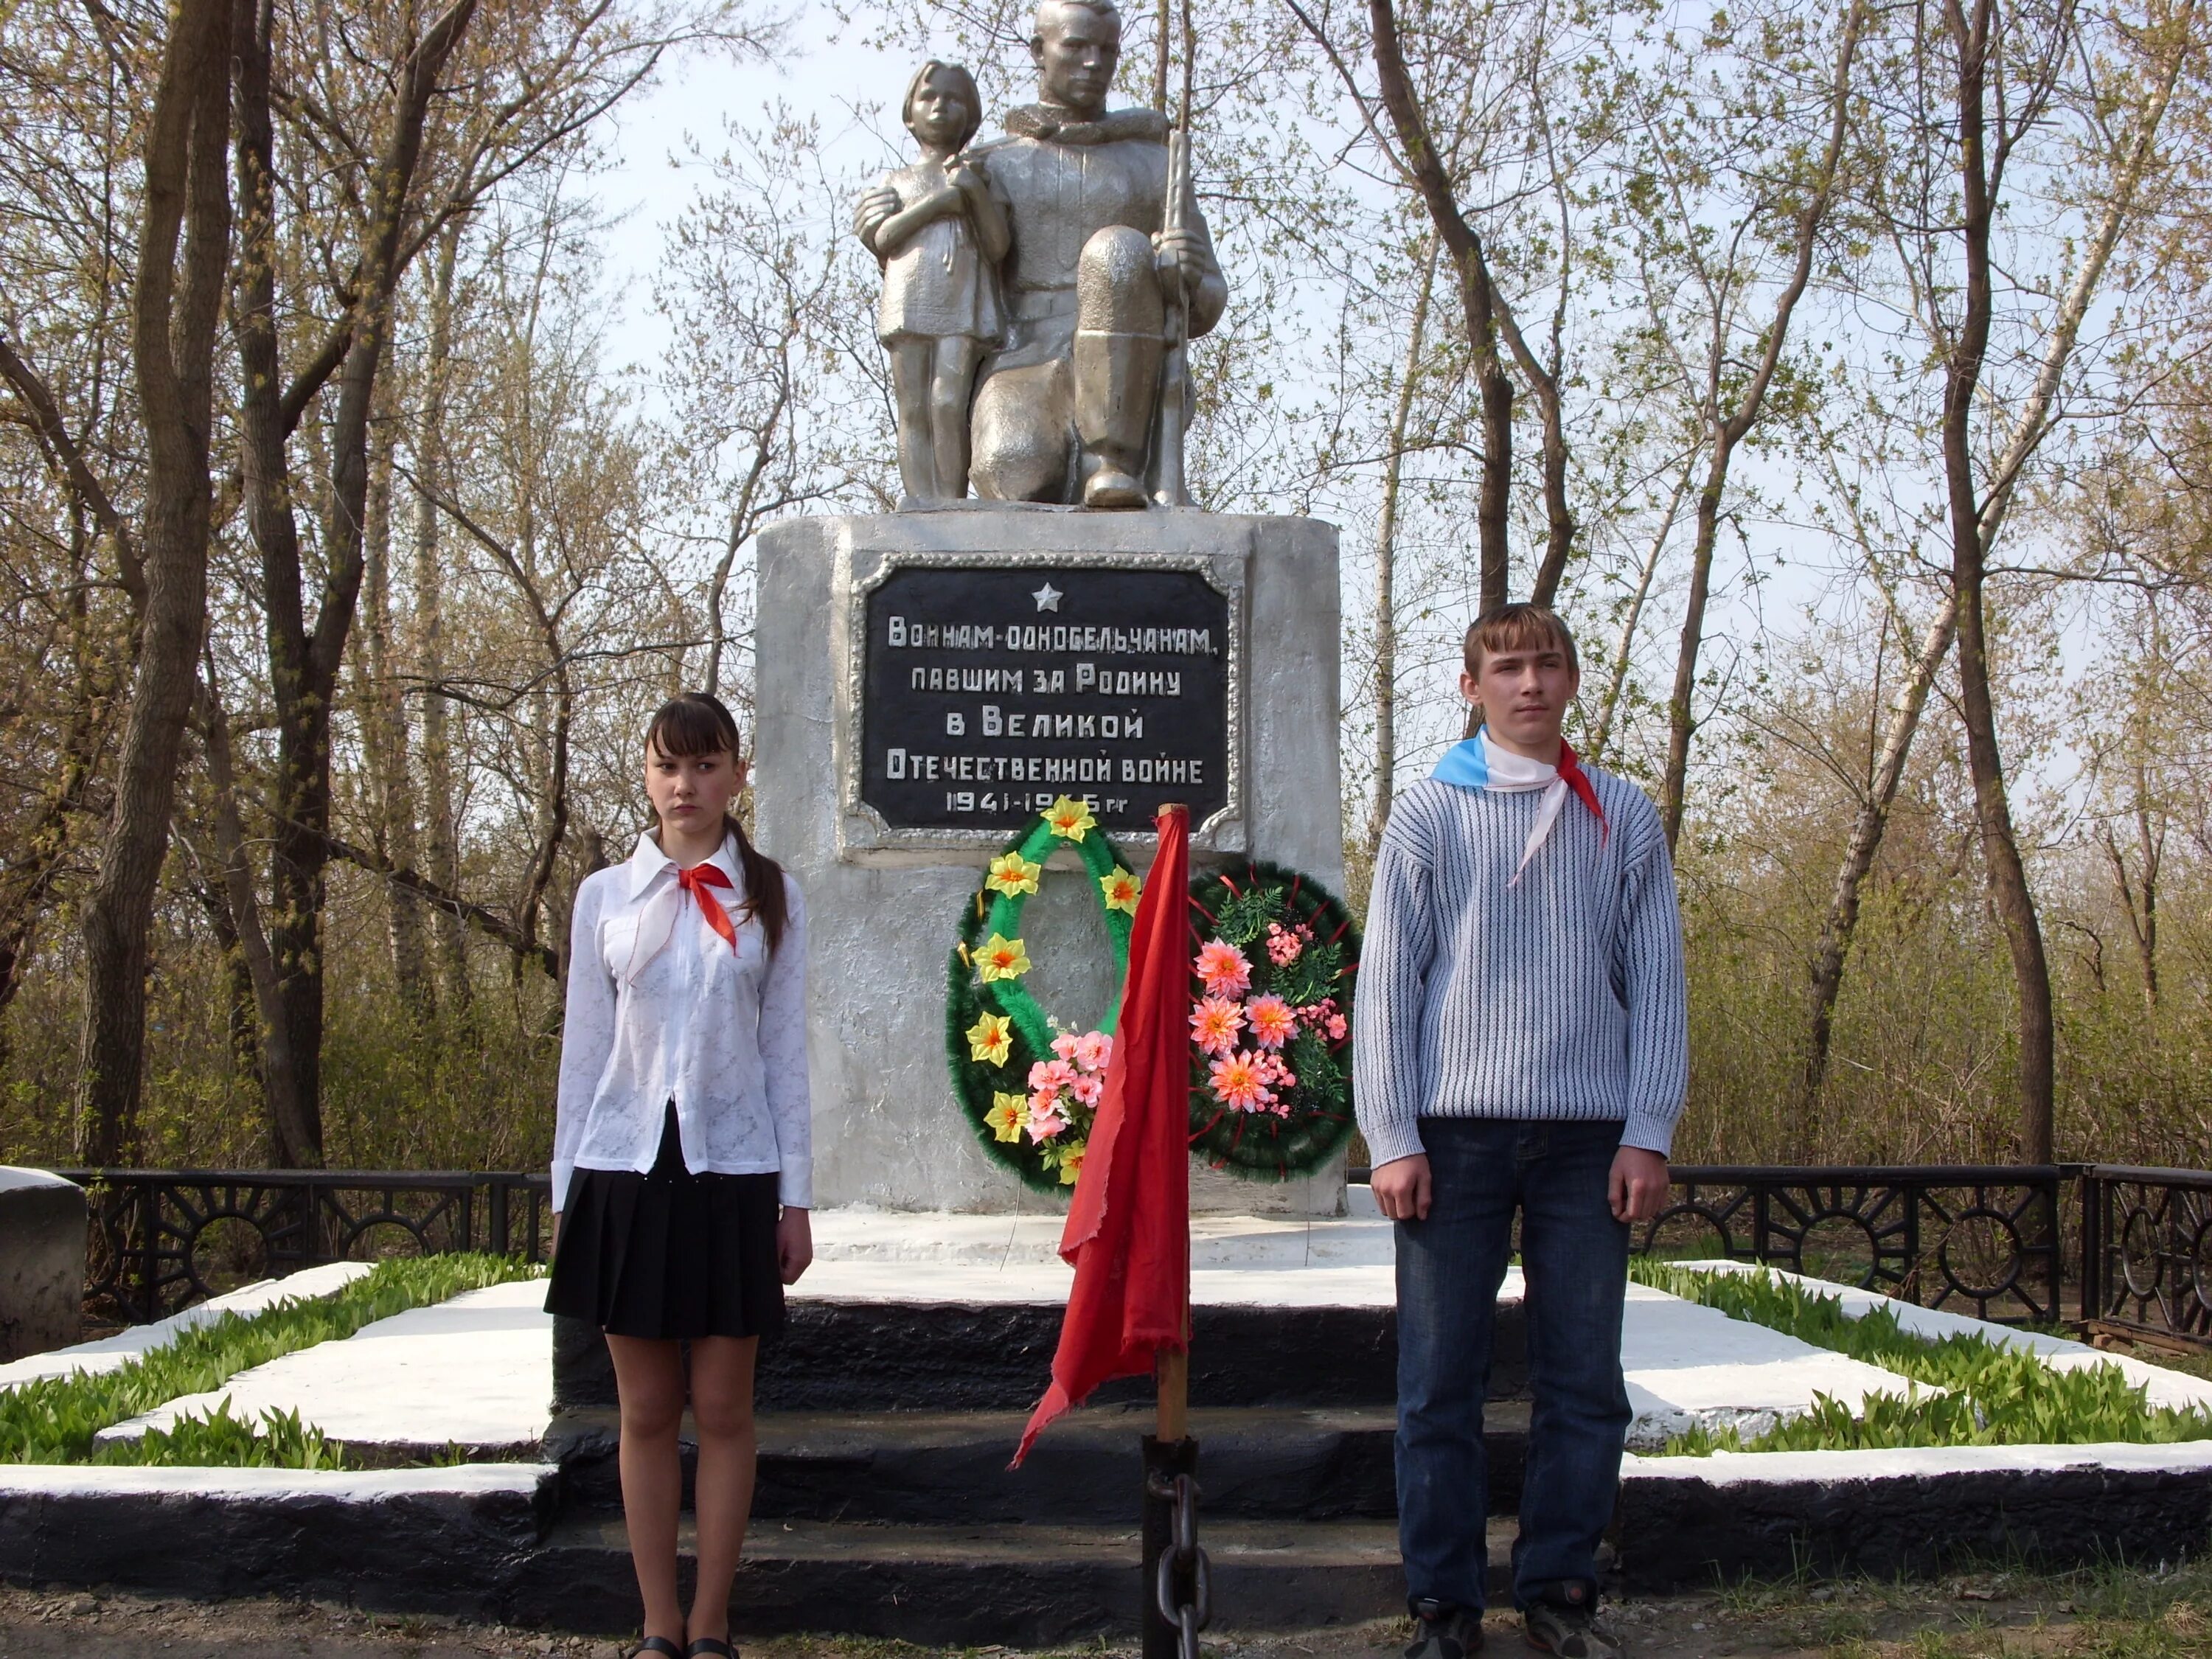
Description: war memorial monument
xmin=755 ymin=0 xmax=1347 ymax=1214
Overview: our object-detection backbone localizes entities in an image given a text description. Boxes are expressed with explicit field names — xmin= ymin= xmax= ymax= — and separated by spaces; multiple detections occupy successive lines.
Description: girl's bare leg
xmin=930 ymin=336 xmax=985 ymax=500
xmin=607 ymin=1335 xmax=689 ymax=1646
xmin=889 ymin=339 xmax=939 ymax=501
xmin=685 ymin=1335 xmax=761 ymax=1645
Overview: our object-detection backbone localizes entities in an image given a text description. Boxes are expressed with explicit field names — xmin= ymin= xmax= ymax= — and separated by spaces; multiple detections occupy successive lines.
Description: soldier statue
xmin=855 ymin=0 xmax=1228 ymax=508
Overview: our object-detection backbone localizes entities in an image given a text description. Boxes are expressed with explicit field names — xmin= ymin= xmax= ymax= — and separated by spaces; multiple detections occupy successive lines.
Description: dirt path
xmin=3 ymin=1572 xmax=2209 ymax=1659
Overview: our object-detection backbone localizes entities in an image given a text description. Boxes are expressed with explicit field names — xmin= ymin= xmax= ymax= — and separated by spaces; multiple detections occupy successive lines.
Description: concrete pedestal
xmin=0 ymin=1167 xmax=86 ymax=1361
xmin=754 ymin=507 xmax=1345 ymax=1214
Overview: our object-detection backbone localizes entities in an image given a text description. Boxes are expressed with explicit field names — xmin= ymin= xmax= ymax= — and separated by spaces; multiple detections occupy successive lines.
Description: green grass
xmin=0 ymin=1253 xmax=540 ymax=1467
xmin=1633 ymin=1261 xmax=2212 ymax=1454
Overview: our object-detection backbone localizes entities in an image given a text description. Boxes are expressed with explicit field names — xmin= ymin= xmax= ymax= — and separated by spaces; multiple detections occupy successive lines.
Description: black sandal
xmin=688 ymin=1641 xmax=737 ymax=1658
xmin=631 ymin=1641 xmax=684 ymax=1658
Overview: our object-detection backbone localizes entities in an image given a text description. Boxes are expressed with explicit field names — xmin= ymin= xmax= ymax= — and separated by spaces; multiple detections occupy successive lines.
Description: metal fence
xmin=1637 ymin=1164 xmax=2067 ymax=1324
xmin=2079 ymin=1164 xmax=2212 ymax=1350
xmin=58 ymin=1168 xmax=551 ymax=1324
xmin=57 ymin=1161 xmax=2212 ymax=1352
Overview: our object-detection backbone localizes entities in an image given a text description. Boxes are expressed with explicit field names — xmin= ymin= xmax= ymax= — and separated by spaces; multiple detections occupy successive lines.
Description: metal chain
xmin=1153 ymin=1472 xmax=1212 ymax=1659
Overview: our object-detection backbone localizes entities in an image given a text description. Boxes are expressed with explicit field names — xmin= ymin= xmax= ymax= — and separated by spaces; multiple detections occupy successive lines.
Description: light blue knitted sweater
xmin=1352 ymin=762 xmax=1689 ymax=1167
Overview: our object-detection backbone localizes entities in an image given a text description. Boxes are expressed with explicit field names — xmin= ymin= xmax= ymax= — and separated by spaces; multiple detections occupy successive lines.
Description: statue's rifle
xmin=1151 ymin=113 xmax=1193 ymax=507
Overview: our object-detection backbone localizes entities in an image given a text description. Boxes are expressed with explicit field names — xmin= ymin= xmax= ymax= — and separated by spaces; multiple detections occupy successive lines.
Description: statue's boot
xmin=1074 ymin=226 xmax=1164 ymax=509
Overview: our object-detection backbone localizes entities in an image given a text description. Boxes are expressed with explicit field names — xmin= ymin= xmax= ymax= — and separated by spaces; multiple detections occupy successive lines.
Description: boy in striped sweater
xmin=1354 ymin=605 xmax=1688 ymax=1659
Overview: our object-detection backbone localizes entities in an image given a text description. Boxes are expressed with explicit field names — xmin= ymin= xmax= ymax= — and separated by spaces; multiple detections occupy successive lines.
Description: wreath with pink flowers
xmin=1184 ymin=860 xmax=1361 ymax=1178
xmin=947 ymin=806 xmax=1361 ymax=1190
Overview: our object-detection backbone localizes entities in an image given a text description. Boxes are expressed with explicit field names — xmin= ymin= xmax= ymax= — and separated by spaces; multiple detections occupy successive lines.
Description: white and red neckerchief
xmin=622 ymin=845 xmax=742 ymax=984
xmin=1430 ymin=726 xmax=1608 ymax=886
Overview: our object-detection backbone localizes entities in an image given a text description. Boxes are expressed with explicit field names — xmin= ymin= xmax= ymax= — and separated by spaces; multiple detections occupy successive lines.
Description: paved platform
xmin=1683 ymin=1261 xmax=2212 ymax=1413
xmin=0 ymin=1261 xmax=372 ymax=1392
xmin=99 ymin=1279 xmax=554 ymax=1460
xmin=72 ymin=1218 xmax=1925 ymax=1456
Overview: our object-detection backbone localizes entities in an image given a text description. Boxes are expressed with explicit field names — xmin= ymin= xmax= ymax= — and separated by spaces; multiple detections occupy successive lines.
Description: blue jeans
xmin=1394 ymin=1116 xmax=1631 ymax=1613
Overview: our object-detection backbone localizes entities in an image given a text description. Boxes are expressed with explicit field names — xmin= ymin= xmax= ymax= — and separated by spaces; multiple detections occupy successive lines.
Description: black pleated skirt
xmin=544 ymin=1102 xmax=785 ymax=1340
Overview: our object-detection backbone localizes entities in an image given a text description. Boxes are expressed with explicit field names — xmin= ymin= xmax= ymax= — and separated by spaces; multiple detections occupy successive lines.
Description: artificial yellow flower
xmin=1058 ymin=1142 xmax=1086 ymax=1184
xmin=1043 ymin=795 xmax=1096 ymax=841
xmin=987 ymin=851 xmax=1043 ymax=897
xmin=967 ymin=1011 xmax=1013 ymax=1065
xmin=1100 ymin=866 xmax=1142 ymax=914
xmin=987 ymin=1092 xmax=1028 ymax=1143
xmin=976 ymin=933 xmax=1032 ymax=981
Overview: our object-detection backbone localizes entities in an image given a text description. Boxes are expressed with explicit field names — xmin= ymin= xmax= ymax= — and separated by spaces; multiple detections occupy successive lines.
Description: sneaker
xmin=1522 ymin=1592 xmax=1621 ymax=1658
xmin=1405 ymin=1598 xmax=1484 ymax=1659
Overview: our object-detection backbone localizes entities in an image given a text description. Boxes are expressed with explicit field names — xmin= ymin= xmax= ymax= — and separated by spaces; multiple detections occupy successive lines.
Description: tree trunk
xmin=358 ymin=375 xmax=434 ymax=1023
xmin=1799 ymin=596 xmax=1958 ymax=1113
xmin=1942 ymin=0 xmax=2056 ymax=1164
xmin=200 ymin=678 xmax=315 ymax=1164
xmin=412 ymin=219 xmax=473 ymax=1017
xmin=1657 ymin=0 xmax=1865 ymax=847
xmin=236 ymin=0 xmax=480 ymax=1161
xmin=1366 ymin=240 xmax=1435 ymax=871
xmin=1587 ymin=457 xmax=1694 ymax=764
xmin=1367 ymin=0 xmax=1511 ymax=612
xmin=1799 ymin=0 xmax=2185 ymax=1118
xmin=72 ymin=0 xmax=233 ymax=1164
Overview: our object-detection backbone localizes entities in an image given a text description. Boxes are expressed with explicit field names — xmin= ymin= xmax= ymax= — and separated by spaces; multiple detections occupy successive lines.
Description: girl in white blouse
xmin=545 ymin=692 xmax=812 ymax=1659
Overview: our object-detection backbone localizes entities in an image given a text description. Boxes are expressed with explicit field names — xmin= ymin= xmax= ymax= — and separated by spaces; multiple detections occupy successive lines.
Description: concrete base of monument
xmin=754 ymin=507 xmax=1349 ymax=1216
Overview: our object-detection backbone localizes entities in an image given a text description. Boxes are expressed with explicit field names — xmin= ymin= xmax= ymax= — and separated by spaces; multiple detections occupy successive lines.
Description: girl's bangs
xmin=647 ymin=697 xmax=738 ymax=759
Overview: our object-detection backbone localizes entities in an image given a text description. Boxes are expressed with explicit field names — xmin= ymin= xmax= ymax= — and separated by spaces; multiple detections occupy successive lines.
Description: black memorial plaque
xmin=860 ymin=563 xmax=1231 ymax=833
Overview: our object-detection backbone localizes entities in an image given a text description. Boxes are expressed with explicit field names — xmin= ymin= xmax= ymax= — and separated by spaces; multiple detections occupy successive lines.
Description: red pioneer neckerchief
xmin=675 ymin=862 xmax=739 ymax=950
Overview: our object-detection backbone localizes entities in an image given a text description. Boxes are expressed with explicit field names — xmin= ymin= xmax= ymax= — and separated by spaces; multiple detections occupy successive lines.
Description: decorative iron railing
xmin=1637 ymin=1164 xmax=2067 ymax=1325
xmin=2079 ymin=1164 xmax=2212 ymax=1350
xmin=1349 ymin=1161 xmax=2073 ymax=1327
xmin=55 ymin=1161 xmax=2212 ymax=1351
xmin=57 ymin=1168 xmax=551 ymax=1324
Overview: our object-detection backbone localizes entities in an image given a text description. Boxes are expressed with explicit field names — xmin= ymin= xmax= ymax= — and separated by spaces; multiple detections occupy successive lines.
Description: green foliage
xmin=93 ymin=1399 xmax=349 ymax=1470
xmin=1633 ymin=1262 xmax=2212 ymax=1453
xmin=0 ymin=1253 xmax=539 ymax=1467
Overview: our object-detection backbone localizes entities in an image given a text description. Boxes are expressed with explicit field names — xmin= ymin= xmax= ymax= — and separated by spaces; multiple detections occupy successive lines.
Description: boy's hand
xmin=1371 ymin=1153 xmax=1432 ymax=1222
xmin=1610 ymin=1147 xmax=1669 ymax=1224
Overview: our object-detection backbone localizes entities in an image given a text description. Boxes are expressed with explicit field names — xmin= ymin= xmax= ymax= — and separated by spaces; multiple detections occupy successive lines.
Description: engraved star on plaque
xmin=1032 ymin=582 xmax=1063 ymax=612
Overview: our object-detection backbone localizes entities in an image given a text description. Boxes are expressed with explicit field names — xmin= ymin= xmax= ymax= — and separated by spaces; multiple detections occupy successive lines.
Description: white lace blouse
xmin=552 ymin=831 xmax=813 ymax=1210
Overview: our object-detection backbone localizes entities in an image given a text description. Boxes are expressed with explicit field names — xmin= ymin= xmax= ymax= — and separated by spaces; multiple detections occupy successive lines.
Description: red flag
xmin=1012 ymin=803 xmax=1193 ymax=1465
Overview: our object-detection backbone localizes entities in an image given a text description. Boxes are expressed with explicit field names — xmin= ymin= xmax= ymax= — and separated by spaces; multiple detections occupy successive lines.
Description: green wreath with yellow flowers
xmin=945 ymin=796 xmax=1141 ymax=1192
xmin=946 ymin=799 xmax=1361 ymax=1193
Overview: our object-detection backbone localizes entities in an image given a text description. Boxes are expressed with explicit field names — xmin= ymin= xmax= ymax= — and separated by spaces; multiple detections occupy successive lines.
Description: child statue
xmin=855 ymin=61 xmax=1010 ymax=504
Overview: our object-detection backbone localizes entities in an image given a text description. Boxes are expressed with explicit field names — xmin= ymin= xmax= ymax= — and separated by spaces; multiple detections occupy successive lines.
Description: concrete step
xmin=512 ymin=1513 xmax=1515 ymax=1641
xmin=554 ymin=1298 xmax=1528 ymax=1413
xmin=545 ymin=1403 xmax=1533 ymax=1524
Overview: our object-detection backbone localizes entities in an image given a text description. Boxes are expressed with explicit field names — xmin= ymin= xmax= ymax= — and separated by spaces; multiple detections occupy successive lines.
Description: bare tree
xmin=69 ymin=0 xmax=233 ymax=1162
xmin=1652 ymin=0 xmax=1868 ymax=847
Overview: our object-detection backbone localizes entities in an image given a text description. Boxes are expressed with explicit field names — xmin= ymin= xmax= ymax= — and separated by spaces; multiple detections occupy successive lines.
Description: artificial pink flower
xmin=1189 ymin=997 xmax=1246 ymax=1057
xmin=1075 ymin=1030 xmax=1113 ymax=1072
xmin=1194 ymin=939 xmax=1252 ymax=998
xmin=1247 ymin=994 xmax=1298 ymax=1050
xmin=1070 ymin=1072 xmax=1103 ymax=1107
xmin=1029 ymin=1098 xmax=1067 ymax=1138
xmin=1051 ymin=1031 xmax=1082 ymax=1062
xmin=1027 ymin=1058 xmax=1077 ymax=1096
xmin=1326 ymin=1014 xmax=1348 ymax=1041
xmin=1208 ymin=1051 xmax=1274 ymax=1112
xmin=1265 ymin=922 xmax=1304 ymax=967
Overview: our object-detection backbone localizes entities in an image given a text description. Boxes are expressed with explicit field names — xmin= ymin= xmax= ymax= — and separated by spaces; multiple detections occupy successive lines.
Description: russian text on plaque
xmin=861 ymin=563 xmax=1232 ymax=832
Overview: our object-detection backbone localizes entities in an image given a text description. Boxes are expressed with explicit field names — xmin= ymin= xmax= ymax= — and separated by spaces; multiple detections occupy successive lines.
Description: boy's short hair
xmin=1463 ymin=603 xmax=1579 ymax=677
